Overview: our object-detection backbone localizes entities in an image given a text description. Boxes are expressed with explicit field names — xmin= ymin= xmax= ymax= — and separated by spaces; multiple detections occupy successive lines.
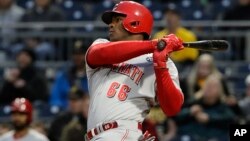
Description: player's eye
xmin=113 ymin=17 xmax=122 ymax=22
xmin=115 ymin=17 xmax=122 ymax=22
xmin=111 ymin=16 xmax=124 ymax=24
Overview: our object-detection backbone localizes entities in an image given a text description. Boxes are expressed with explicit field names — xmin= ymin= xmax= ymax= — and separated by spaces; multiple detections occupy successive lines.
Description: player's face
xmin=11 ymin=112 xmax=29 ymax=131
xmin=197 ymin=61 xmax=212 ymax=78
xmin=203 ymin=77 xmax=221 ymax=104
xmin=82 ymin=96 xmax=90 ymax=118
xmin=17 ymin=52 xmax=32 ymax=69
xmin=0 ymin=0 xmax=12 ymax=9
xmin=35 ymin=0 xmax=50 ymax=8
xmin=68 ymin=99 xmax=83 ymax=114
xmin=166 ymin=12 xmax=180 ymax=29
xmin=246 ymin=84 xmax=250 ymax=96
xmin=72 ymin=53 xmax=85 ymax=68
xmin=108 ymin=15 xmax=130 ymax=41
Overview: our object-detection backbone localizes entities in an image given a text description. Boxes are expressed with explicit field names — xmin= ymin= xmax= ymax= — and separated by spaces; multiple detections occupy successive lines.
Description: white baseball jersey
xmin=86 ymin=38 xmax=181 ymax=130
xmin=0 ymin=129 xmax=49 ymax=141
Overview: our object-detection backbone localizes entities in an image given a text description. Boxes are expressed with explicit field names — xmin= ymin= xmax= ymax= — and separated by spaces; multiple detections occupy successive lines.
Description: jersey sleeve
xmin=85 ymin=38 xmax=109 ymax=79
xmin=154 ymin=58 xmax=184 ymax=116
xmin=166 ymin=58 xmax=182 ymax=92
xmin=153 ymin=58 xmax=182 ymax=105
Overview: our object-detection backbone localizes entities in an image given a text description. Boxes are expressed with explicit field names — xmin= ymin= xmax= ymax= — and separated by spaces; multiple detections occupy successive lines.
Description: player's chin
xmin=109 ymin=35 xmax=118 ymax=41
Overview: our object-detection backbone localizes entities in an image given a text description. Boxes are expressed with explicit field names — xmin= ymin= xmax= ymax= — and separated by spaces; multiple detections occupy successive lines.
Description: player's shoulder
xmin=91 ymin=38 xmax=110 ymax=46
xmin=29 ymin=129 xmax=49 ymax=141
xmin=0 ymin=130 xmax=14 ymax=140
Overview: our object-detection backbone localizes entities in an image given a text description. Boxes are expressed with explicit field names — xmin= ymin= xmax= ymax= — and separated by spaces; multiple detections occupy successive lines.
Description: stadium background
xmin=0 ymin=0 xmax=250 ymax=141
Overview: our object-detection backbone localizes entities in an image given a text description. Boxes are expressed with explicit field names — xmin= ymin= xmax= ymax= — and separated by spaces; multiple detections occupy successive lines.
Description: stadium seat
xmin=94 ymin=1 xmax=115 ymax=20
xmin=212 ymin=0 xmax=231 ymax=19
xmin=0 ymin=105 xmax=11 ymax=123
xmin=237 ymin=63 xmax=250 ymax=74
xmin=16 ymin=0 xmax=34 ymax=9
xmin=34 ymin=102 xmax=62 ymax=123
xmin=59 ymin=0 xmax=80 ymax=21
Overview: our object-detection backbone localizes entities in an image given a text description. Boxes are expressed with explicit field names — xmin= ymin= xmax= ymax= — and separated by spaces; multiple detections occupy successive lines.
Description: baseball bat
xmin=157 ymin=40 xmax=229 ymax=51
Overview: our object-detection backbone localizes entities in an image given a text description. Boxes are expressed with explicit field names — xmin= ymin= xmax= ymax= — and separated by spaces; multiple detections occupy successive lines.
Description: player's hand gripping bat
xmin=157 ymin=40 xmax=229 ymax=51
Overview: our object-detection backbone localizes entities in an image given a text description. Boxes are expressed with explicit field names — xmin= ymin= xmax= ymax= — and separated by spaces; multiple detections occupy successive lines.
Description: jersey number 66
xmin=107 ymin=82 xmax=131 ymax=101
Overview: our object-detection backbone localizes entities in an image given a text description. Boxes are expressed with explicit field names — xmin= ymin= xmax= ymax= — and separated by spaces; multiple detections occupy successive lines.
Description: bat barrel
xmin=183 ymin=40 xmax=229 ymax=51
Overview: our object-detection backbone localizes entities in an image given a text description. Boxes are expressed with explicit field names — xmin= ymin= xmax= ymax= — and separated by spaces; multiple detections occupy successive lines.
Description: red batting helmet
xmin=11 ymin=98 xmax=33 ymax=124
xmin=102 ymin=1 xmax=153 ymax=38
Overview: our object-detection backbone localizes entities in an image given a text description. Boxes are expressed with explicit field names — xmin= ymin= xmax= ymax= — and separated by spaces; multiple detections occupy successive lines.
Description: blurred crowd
xmin=0 ymin=0 xmax=250 ymax=141
xmin=0 ymin=0 xmax=250 ymax=60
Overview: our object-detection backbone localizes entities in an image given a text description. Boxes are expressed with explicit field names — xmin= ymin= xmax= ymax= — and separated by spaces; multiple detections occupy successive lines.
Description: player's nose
xmin=108 ymin=21 xmax=114 ymax=28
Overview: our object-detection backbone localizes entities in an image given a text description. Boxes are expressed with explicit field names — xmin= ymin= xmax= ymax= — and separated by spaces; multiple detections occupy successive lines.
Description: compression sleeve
xmin=154 ymin=68 xmax=184 ymax=116
xmin=86 ymin=40 xmax=157 ymax=68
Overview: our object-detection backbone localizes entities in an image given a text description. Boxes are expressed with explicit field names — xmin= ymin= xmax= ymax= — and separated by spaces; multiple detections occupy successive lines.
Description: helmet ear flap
xmin=122 ymin=15 xmax=142 ymax=33
xmin=130 ymin=21 xmax=140 ymax=28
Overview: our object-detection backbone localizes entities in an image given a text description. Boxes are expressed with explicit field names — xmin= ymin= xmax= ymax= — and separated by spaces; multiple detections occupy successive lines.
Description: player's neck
xmin=168 ymin=24 xmax=180 ymax=34
xmin=124 ymin=34 xmax=144 ymax=41
xmin=14 ymin=128 xmax=29 ymax=139
xmin=168 ymin=27 xmax=178 ymax=34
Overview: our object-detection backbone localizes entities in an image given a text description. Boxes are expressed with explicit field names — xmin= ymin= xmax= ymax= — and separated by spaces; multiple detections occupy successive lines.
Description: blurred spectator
xmin=60 ymin=93 xmax=89 ymax=141
xmin=238 ymin=74 xmax=250 ymax=123
xmin=221 ymin=0 xmax=250 ymax=60
xmin=222 ymin=0 xmax=250 ymax=25
xmin=0 ymin=0 xmax=24 ymax=49
xmin=0 ymin=123 xmax=11 ymax=136
xmin=8 ymin=37 xmax=55 ymax=61
xmin=0 ymin=48 xmax=49 ymax=105
xmin=180 ymin=53 xmax=243 ymax=121
xmin=81 ymin=2 xmax=96 ymax=21
xmin=21 ymin=0 xmax=65 ymax=22
xmin=143 ymin=105 xmax=166 ymax=141
xmin=20 ymin=0 xmax=66 ymax=60
xmin=153 ymin=8 xmax=199 ymax=68
xmin=159 ymin=118 xmax=178 ymax=141
xmin=49 ymin=40 xmax=88 ymax=109
xmin=174 ymin=75 xmax=235 ymax=141
xmin=142 ymin=118 xmax=159 ymax=141
xmin=181 ymin=53 xmax=231 ymax=102
xmin=0 ymin=98 xmax=49 ymax=141
xmin=48 ymin=87 xmax=87 ymax=141
xmin=143 ymin=108 xmax=179 ymax=141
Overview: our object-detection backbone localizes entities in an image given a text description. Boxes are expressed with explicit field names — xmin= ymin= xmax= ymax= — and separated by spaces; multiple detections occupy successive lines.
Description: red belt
xmin=86 ymin=121 xmax=142 ymax=141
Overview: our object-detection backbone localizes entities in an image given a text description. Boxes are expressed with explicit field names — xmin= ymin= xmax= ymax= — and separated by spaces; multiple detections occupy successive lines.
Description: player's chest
xmin=110 ymin=54 xmax=153 ymax=79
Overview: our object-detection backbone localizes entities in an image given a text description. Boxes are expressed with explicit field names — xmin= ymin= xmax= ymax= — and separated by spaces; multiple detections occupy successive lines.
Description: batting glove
xmin=153 ymin=34 xmax=184 ymax=69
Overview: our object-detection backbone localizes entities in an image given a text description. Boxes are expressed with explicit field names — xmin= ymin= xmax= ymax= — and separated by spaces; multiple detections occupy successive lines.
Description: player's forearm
xmin=155 ymin=68 xmax=184 ymax=116
xmin=87 ymin=41 xmax=156 ymax=68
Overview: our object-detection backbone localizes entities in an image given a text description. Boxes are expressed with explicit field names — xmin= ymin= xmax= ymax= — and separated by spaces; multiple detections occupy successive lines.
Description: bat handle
xmin=157 ymin=40 xmax=167 ymax=51
xmin=182 ymin=42 xmax=189 ymax=47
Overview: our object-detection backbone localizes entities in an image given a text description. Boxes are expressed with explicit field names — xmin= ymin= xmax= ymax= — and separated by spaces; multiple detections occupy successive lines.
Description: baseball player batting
xmin=85 ymin=1 xmax=184 ymax=141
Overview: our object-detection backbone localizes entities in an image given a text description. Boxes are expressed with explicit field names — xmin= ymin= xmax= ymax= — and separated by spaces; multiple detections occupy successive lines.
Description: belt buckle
xmin=103 ymin=122 xmax=113 ymax=130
